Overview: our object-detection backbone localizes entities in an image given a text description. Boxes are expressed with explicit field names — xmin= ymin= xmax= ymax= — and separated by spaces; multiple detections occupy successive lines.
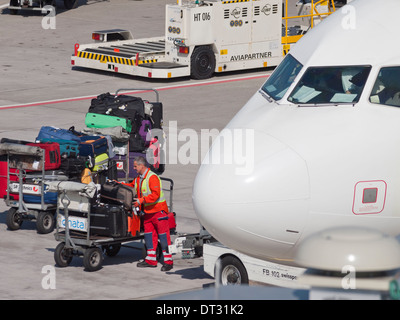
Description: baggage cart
xmin=1 ymin=142 xmax=62 ymax=234
xmin=52 ymin=177 xmax=176 ymax=271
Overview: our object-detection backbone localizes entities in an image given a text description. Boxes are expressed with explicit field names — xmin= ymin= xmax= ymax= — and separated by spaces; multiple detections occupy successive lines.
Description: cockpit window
xmin=370 ymin=67 xmax=400 ymax=107
xmin=287 ymin=66 xmax=371 ymax=105
xmin=261 ymin=54 xmax=303 ymax=100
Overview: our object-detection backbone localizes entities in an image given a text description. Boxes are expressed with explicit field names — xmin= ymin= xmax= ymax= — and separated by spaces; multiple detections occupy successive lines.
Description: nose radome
xmin=192 ymin=130 xmax=310 ymax=259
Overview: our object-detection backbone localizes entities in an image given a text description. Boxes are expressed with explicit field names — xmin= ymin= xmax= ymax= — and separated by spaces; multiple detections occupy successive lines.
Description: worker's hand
xmin=133 ymin=197 xmax=144 ymax=208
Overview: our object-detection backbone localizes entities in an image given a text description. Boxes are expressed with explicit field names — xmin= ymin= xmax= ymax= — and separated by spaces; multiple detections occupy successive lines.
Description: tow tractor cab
xmin=71 ymin=0 xmax=337 ymax=79
xmin=193 ymin=0 xmax=400 ymax=272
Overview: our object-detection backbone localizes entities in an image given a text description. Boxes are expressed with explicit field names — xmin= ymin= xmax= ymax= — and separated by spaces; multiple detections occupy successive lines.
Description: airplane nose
xmin=192 ymin=129 xmax=310 ymax=260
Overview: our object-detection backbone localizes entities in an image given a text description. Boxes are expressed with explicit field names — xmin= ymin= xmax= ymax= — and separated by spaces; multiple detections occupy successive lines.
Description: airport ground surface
xmin=0 ymin=0 xmax=277 ymax=300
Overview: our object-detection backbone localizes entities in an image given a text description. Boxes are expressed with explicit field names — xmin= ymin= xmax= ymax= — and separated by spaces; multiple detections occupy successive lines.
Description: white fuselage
xmin=192 ymin=0 xmax=400 ymax=265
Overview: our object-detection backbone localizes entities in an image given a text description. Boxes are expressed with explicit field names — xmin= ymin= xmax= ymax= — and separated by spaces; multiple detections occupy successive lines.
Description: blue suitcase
xmin=37 ymin=126 xmax=82 ymax=143
xmin=23 ymin=192 xmax=58 ymax=204
xmin=79 ymin=136 xmax=108 ymax=157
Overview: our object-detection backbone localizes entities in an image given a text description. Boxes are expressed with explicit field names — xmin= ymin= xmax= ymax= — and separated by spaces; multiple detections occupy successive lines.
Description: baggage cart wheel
xmin=102 ymin=244 xmax=121 ymax=257
xmin=83 ymin=247 xmax=103 ymax=272
xmin=218 ymin=255 xmax=249 ymax=285
xmin=36 ymin=210 xmax=55 ymax=234
xmin=6 ymin=207 xmax=23 ymax=231
xmin=54 ymin=242 xmax=73 ymax=267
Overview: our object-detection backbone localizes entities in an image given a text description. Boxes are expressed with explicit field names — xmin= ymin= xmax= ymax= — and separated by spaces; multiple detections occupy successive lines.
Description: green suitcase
xmin=85 ymin=113 xmax=132 ymax=133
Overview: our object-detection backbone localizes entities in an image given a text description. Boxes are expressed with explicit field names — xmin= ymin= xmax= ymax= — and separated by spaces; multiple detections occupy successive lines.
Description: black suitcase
xmin=100 ymin=180 xmax=136 ymax=211
xmin=151 ymin=102 xmax=163 ymax=129
xmin=60 ymin=157 xmax=87 ymax=179
xmin=89 ymin=93 xmax=145 ymax=121
xmin=90 ymin=203 xmax=128 ymax=238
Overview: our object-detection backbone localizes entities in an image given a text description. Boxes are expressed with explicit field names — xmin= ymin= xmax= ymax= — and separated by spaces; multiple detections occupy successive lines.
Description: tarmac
xmin=0 ymin=0 xmax=274 ymax=300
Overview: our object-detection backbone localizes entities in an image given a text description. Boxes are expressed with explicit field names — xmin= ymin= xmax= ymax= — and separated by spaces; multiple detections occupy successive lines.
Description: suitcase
xmin=92 ymin=153 xmax=109 ymax=172
xmin=78 ymin=136 xmax=108 ymax=157
xmin=139 ymin=119 xmax=152 ymax=146
xmin=59 ymin=157 xmax=87 ymax=179
xmin=85 ymin=113 xmax=133 ymax=133
xmin=90 ymin=203 xmax=128 ymax=237
xmin=100 ymin=180 xmax=136 ymax=211
xmin=25 ymin=170 xmax=69 ymax=182
xmin=89 ymin=93 xmax=145 ymax=119
xmin=91 ymin=159 xmax=117 ymax=184
xmin=129 ymin=133 xmax=146 ymax=152
xmin=27 ymin=142 xmax=61 ymax=171
xmin=113 ymin=151 xmax=146 ymax=180
xmin=38 ymin=138 xmax=79 ymax=158
xmin=0 ymin=158 xmax=20 ymax=200
xmin=36 ymin=126 xmax=82 ymax=142
xmin=150 ymin=102 xmax=163 ymax=129
xmin=23 ymin=191 xmax=58 ymax=204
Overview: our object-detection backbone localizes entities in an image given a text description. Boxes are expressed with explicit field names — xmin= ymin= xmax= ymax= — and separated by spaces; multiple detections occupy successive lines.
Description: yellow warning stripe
xmin=76 ymin=51 xmax=157 ymax=66
xmin=222 ymin=0 xmax=249 ymax=3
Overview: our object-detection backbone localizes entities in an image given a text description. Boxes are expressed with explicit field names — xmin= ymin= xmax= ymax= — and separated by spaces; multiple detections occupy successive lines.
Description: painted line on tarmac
xmin=0 ymin=74 xmax=269 ymax=110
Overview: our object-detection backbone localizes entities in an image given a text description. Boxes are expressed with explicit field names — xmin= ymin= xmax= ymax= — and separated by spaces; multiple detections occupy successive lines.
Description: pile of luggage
xmin=0 ymin=90 xmax=167 ymax=236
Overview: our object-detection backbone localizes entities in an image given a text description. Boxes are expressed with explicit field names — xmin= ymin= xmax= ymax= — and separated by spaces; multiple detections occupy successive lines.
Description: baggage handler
xmin=122 ymin=156 xmax=173 ymax=271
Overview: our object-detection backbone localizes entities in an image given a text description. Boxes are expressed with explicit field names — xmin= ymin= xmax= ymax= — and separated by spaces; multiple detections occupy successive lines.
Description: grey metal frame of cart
xmin=53 ymin=177 xmax=175 ymax=272
xmin=1 ymin=143 xmax=58 ymax=234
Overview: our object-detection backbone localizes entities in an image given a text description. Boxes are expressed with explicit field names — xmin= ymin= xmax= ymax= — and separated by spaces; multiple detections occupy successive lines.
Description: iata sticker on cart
xmin=9 ymin=183 xmax=42 ymax=195
xmin=57 ymin=215 xmax=88 ymax=232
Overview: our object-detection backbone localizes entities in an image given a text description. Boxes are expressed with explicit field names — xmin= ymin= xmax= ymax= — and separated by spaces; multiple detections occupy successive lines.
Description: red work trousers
xmin=143 ymin=210 xmax=173 ymax=266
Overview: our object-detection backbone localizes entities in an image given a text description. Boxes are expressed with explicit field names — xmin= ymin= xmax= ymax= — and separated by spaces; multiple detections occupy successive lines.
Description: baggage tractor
xmin=36 ymin=126 xmax=83 ymax=142
xmin=79 ymin=136 xmax=108 ymax=157
xmin=85 ymin=113 xmax=133 ymax=133
xmin=38 ymin=138 xmax=79 ymax=158
xmin=100 ymin=180 xmax=136 ymax=211
xmin=89 ymin=203 xmax=128 ymax=237
xmin=27 ymin=142 xmax=61 ymax=171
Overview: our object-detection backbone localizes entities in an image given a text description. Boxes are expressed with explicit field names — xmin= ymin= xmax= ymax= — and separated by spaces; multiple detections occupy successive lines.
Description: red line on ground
xmin=0 ymin=74 xmax=269 ymax=110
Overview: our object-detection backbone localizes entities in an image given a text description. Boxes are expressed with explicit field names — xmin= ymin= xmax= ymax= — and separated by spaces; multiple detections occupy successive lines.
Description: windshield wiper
xmin=259 ymin=89 xmax=275 ymax=103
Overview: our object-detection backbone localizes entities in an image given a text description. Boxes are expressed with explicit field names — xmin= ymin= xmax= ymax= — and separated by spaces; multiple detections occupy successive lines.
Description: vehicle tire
xmin=63 ymin=0 xmax=77 ymax=9
xmin=83 ymin=247 xmax=103 ymax=272
xmin=6 ymin=207 xmax=22 ymax=231
xmin=190 ymin=46 xmax=216 ymax=80
xmin=36 ymin=211 xmax=55 ymax=234
xmin=218 ymin=255 xmax=249 ymax=285
xmin=54 ymin=242 xmax=73 ymax=267
xmin=102 ymin=244 xmax=121 ymax=257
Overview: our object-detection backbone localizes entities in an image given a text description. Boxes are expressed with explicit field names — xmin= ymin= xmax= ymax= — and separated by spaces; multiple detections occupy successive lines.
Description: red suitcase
xmin=27 ymin=142 xmax=61 ymax=170
xmin=0 ymin=160 xmax=20 ymax=200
